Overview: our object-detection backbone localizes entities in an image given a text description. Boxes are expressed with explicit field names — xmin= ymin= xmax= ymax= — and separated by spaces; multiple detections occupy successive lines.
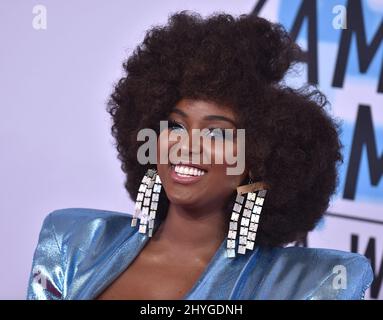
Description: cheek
xmin=209 ymin=139 xmax=243 ymax=169
xmin=157 ymin=130 xmax=188 ymax=165
xmin=208 ymin=164 xmax=245 ymax=193
xmin=156 ymin=130 xmax=168 ymax=164
xmin=155 ymin=131 xmax=181 ymax=187
xmin=209 ymin=140 xmax=247 ymax=191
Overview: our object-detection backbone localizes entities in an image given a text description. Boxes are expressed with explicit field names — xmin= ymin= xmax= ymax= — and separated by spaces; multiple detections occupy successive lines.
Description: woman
xmin=27 ymin=11 xmax=373 ymax=300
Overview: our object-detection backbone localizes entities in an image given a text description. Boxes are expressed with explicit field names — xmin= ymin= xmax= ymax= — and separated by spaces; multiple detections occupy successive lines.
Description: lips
xmin=169 ymin=162 xmax=208 ymax=184
xmin=173 ymin=164 xmax=205 ymax=176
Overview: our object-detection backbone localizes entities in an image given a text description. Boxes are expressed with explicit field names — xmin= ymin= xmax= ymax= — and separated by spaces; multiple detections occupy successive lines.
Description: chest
xmin=96 ymin=253 xmax=207 ymax=300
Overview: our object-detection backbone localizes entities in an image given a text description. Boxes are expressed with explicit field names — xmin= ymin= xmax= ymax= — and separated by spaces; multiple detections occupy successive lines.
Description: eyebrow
xmin=171 ymin=108 xmax=237 ymax=127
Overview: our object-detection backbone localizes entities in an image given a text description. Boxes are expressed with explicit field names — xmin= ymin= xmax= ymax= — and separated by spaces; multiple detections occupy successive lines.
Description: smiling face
xmin=156 ymin=98 xmax=248 ymax=212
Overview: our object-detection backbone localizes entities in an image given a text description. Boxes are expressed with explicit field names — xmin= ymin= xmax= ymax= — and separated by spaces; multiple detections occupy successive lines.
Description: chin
xmin=165 ymin=189 xmax=199 ymax=207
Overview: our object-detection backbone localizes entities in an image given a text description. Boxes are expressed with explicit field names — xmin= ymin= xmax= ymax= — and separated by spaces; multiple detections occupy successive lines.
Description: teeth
xmin=173 ymin=165 xmax=205 ymax=177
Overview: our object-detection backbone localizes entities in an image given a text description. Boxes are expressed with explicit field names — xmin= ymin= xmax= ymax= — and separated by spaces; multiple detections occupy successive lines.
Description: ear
xmin=237 ymin=170 xmax=269 ymax=195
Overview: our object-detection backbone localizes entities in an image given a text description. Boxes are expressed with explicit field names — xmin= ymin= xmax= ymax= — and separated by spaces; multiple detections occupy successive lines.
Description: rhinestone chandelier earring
xmin=131 ymin=168 xmax=162 ymax=237
xmin=226 ymin=177 xmax=268 ymax=258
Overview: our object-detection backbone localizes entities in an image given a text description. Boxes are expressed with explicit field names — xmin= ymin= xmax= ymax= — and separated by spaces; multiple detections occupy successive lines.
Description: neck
xmin=152 ymin=202 xmax=228 ymax=252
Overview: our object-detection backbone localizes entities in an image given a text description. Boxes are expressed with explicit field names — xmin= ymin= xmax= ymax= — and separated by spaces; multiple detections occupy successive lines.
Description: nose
xmin=179 ymin=129 xmax=203 ymax=158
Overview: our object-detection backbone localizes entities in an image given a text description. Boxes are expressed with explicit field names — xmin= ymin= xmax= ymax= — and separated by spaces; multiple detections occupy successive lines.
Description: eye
xmin=205 ymin=128 xmax=234 ymax=140
xmin=168 ymin=120 xmax=186 ymax=132
xmin=206 ymin=128 xmax=224 ymax=139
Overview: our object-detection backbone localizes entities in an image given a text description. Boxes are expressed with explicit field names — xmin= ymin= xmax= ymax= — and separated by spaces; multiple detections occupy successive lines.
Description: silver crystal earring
xmin=131 ymin=168 xmax=162 ymax=237
xmin=226 ymin=178 xmax=268 ymax=258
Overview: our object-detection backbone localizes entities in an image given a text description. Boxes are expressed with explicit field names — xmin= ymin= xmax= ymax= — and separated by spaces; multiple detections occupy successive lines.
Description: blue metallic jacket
xmin=26 ymin=208 xmax=373 ymax=300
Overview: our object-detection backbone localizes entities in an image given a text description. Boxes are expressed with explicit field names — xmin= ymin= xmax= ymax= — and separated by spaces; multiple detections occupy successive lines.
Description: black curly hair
xmin=107 ymin=11 xmax=343 ymax=247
